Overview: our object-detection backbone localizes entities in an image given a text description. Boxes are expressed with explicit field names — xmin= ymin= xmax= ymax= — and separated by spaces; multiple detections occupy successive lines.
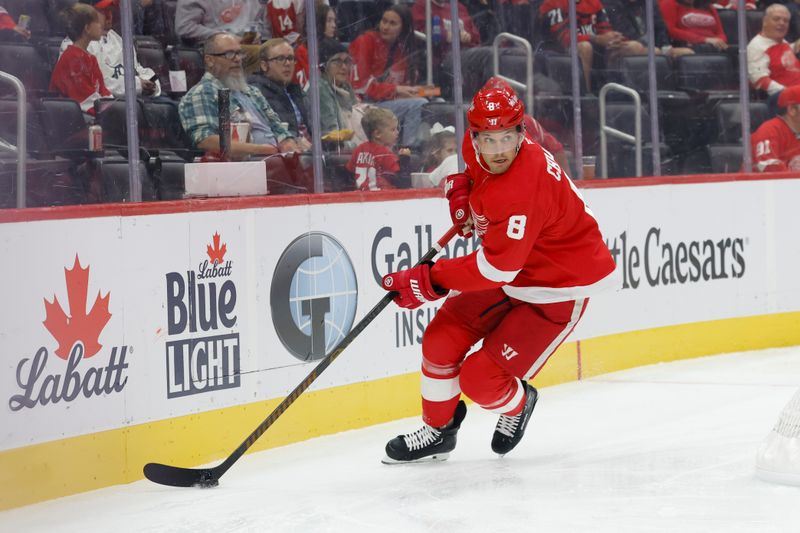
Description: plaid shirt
xmin=179 ymin=72 xmax=291 ymax=147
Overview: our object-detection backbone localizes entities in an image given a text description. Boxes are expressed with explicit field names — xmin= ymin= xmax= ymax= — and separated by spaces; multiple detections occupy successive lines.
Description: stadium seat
xmin=543 ymin=54 xmax=578 ymax=94
xmin=39 ymin=37 xmax=65 ymax=70
xmin=168 ymin=46 xmax=205 ymax=89
xmin=134 ymin=35 xmax=162 ymax=49
xmin=322 ymin=152 xmax=355 ymax=193
xmin=39 ymin=97 xmax=90 ymax=155
xmin=0 ymin=98 xmax=49 ymax=157
xmin=141 ymin=99 xmax=197 ymax=158
xmin=599 ymin=102 xmax=670 ymax=178
xmin=94 ymin=98 xmax=147 ymax=149
xmin=151 ymin=153 xmax=185 ymax=200
xmin=747 ymin=10 xmax=764 ymax=39
xmin=618 ymin=55 xmax=676 ymax=93
xmin=95 ymin=156 xmax=156 ymax=202
xmin=715 ymin=101 xmax=770 ymax=143
xmin=0 ymin=43 xmax=51 ymax=96
xmin=0 ymin=156 xmax=87 ymax=208
xmin=135 ymin=44 xmax=170 ymax=91
xmin=707 ymin=144 xmax=743 ymax=174
xmin=675 ymin=54 xmax=738 ymax=94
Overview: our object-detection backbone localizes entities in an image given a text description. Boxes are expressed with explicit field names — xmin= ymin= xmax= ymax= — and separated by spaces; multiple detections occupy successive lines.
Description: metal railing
xmin=0 ymin=70 xmax=26 ymax=208
xmin=599 ymin=83 xmax=643 ymax=178
xmin=491 ymin=32 xmax=534 ymax=114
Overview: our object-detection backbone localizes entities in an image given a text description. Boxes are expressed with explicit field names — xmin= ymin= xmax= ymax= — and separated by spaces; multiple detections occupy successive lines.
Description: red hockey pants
xmin=420 ymin=288 xmax=587 ymax=427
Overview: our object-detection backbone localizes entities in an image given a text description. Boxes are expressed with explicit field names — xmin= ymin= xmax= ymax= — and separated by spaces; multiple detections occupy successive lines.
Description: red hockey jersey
xmin=49 ymin=45 xmax=111 ymax=114
xmin=539 ymin=0 xmax=613 ymax=48
xmin=751 ymin=116 xmax=800 ymax=172
xmin=0 ymin=8 xmax=16 ymax=31
xmin=746 ymin=34 xmax=800 ymax=95
xmin=349 ymin=31 xmax=415 ymax=102
xmin=430 ymin=134 xmax=616 ymax=303
xmin=346 ymin=141 xmax=400 ymax=191
xmin=659 ymin=0 xmax=726 ymax=44
xmin=266 ymin=0 xmax=303 ymax=40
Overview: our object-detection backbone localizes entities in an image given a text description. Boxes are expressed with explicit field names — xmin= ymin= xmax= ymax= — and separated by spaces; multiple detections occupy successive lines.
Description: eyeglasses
xmin=266 ymin=55 xmax=296 ymax=64
xmin=329 ymin=57 xmax=353 ymax=66
xmin=207 ymin=50 xmax=243 ymax=60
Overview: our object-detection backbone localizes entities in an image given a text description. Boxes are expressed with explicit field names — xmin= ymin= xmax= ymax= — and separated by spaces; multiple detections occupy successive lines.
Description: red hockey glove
xmin=444 ymin=173 xmax=473 ymax=238
xmin=382 ymin=263 xmax=447 ymax=310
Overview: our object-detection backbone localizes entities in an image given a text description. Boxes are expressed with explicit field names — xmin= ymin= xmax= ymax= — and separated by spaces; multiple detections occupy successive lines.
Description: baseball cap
xmin=94 ymin=0 xmax=118 ymax=9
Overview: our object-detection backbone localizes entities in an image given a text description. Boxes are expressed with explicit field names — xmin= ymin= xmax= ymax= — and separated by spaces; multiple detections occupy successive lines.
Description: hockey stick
xmin=144 ymin=225 xmax=460 ymax=488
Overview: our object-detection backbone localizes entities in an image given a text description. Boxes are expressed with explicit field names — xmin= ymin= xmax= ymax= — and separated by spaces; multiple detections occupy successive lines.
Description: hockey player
xmin=380 ymin=85 xmax=617 ymax=463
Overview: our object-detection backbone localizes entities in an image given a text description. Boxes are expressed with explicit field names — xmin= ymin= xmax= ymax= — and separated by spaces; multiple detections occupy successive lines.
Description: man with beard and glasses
xmin=179 ymin=32 xmax=300 ymax=160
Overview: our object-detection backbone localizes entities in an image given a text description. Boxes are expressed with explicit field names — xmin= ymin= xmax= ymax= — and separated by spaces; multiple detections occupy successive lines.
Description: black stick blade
xmin=143 ymin=463 xmax=219 ymax=488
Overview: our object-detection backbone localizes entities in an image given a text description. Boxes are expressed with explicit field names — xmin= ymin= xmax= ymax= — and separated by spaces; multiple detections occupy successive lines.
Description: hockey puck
xmin=194 ymin=478 xmax=219 ymax=489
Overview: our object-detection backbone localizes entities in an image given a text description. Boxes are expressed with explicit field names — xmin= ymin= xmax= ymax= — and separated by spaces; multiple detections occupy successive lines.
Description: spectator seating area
xmin=0 ymin=0 xmax=777 ymax=208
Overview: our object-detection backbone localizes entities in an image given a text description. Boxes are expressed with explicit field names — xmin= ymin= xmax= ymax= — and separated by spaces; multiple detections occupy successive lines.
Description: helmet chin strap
xmin=471 ymin=133 xmax=525 ymax=175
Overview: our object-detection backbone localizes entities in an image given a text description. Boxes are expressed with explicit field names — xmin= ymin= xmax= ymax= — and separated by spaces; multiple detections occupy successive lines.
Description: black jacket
xmin=604 ymin=0 xmax=671 ymax=48
xmin=247 ymin=72 xmax=310 ymax=138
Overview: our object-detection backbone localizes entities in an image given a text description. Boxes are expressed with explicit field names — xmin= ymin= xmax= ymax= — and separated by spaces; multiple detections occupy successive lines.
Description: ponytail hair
xmin=61 ymin=3 xmax=100 ymax=42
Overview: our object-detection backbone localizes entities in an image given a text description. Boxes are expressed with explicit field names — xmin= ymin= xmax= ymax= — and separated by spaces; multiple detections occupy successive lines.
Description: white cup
xmin=231 ymin=122 xmax=250 ymax=143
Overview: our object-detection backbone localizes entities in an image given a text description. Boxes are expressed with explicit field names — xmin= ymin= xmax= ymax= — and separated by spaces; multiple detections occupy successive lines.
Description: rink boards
xmin=1 ymin=175 xmax=800 ymax=509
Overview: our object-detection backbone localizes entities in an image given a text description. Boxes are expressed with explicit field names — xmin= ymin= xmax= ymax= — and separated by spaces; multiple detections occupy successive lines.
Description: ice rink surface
xmin=4 ymin=346 xmax=800 ymax=533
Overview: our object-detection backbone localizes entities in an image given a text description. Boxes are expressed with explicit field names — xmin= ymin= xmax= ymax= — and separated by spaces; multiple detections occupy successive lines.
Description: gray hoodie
xmin=175 ymin=0 xmax=267 ymax=45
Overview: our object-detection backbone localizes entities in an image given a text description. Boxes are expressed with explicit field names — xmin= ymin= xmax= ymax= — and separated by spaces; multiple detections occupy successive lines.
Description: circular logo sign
xmin=270 ymin=233 xmax=358 ymax=362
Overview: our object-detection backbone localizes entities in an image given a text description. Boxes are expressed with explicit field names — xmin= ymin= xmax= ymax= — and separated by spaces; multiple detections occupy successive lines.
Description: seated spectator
xmin=421 ymin=123 xmax=457 ymax=172
xmin=318 ymin=38 xmax=368 ymax=147
xmin=659 ymin=0 xmax=728 ymax=52
xmin=60 ymin=0 xmax=160 ymax=98
xmin=347 ymin=107 xmax=411 ymax=190
xmin=50 ymin=3 xmax=111 ymax=115
xmin=179 ymin=32 xmax=299 ymax=160
xmin=751 ymin=85 xmax=800 ymax=171
xmin=748 ymin=4 xmax=800 ymax=95
xmin=316 ymin=2 xmax=337 ymax=41
xmin=411 ymin=0 xmax=481 ymax=54
xmin=349 ymin=5 xmax=428 ymax=147
xmin=248 ymin=38 xmax=311 ymax=150
xmin=176 ymin=0 xmax=267 ymax=73
xmin=0 ymin=6 xmax=31 ymax=42
xmin=539 ymin=0 xmax=644 ymax=90
xmin=175 ymin=0 xmax=266 ymax=46
xmin=605 ymin=0 xmax=695 ymax=58
xmin=712 ymin=0 xmax=756 ymax=9
xmin=789 ymin=0 xmax=800 ymax=43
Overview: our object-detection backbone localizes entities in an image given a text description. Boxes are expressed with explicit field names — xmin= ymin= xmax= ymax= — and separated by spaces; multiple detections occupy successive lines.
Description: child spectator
xmin=421 ymin=123 xmax=457 ymax=172
xmin=60 ymin=0 xmax=160 ymax=98
xmin=50 ymin=3 xmax=111 ymax=115
xmin=347 ymin=107 xmax=411 ymax=190
xmin=659 ymin=0 xmax=728 ymax=52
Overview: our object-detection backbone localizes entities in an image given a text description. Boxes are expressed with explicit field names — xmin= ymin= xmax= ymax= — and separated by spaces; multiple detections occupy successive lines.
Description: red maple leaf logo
xmin=42 ymin=256 xmax=112 ymax=360
xmin=207 ymin=232 xmax=227 ymax=265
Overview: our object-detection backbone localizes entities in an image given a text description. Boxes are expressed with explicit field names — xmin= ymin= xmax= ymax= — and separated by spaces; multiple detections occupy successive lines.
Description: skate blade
xmin=381 ymin=452 xmax=450 ymax=465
